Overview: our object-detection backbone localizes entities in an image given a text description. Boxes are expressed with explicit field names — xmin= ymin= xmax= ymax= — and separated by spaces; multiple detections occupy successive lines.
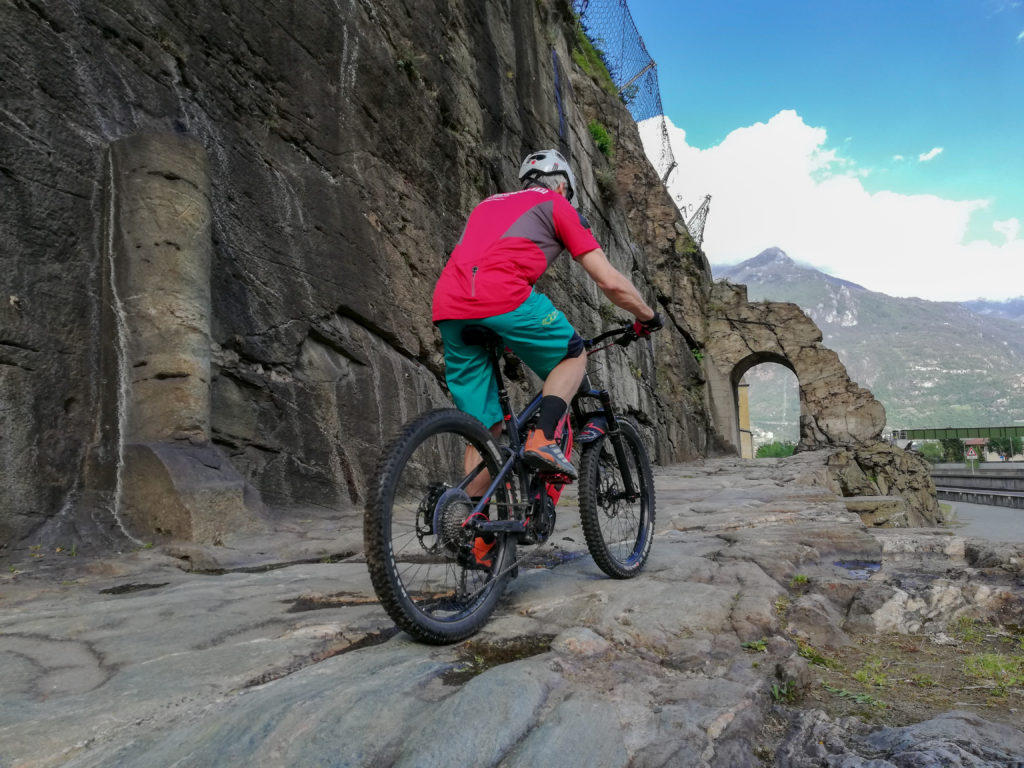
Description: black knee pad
xmin=564 ymin=332 xmax=584 ymax=360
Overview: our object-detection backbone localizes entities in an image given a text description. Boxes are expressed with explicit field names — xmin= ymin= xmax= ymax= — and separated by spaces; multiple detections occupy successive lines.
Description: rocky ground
xmin=2 ymin=451 xmax=1023 ymax=767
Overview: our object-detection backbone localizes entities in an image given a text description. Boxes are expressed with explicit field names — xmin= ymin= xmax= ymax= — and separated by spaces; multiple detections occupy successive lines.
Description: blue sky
xmin=625 ymin=0 xmax=1024 ymax=300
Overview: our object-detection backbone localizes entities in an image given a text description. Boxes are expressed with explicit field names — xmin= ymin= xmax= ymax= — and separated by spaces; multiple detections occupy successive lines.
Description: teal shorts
xmin=438 ymin=291 xmax=579 ymax=428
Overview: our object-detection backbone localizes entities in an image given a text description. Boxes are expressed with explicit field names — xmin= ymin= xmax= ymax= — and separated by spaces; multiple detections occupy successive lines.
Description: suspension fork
xmin=588 ymin=390 xmax=637 ymax=500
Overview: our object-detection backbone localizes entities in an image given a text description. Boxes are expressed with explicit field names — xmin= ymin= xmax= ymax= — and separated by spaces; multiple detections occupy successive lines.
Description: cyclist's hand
xmin=632 ymin=311 xmax=663 ymax=337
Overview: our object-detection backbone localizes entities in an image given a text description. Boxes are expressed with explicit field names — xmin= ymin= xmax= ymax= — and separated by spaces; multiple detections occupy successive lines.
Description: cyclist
xmin=432 ymin=149 xmax=662 ymax=492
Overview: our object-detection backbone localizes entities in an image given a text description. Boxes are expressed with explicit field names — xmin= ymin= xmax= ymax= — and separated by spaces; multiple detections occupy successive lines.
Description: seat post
xmin=490 ymin=345 xmax=514 ymax=429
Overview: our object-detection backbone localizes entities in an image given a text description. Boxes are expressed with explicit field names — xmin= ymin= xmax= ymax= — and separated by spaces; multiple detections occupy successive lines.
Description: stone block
xmin=786 ymin=593 xmax=853 ymax=648
xmin=121 ymin=442 xmax=266 ymax=544
xmin=843 ymin=495 xmax=909 ymax=528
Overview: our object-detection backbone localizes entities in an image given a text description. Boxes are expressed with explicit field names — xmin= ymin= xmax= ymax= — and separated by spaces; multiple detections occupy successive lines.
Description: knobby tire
xmin=364 ymin=409 xmax=516 ymax=644
xmin=579 ymin=418 xmax=655 ymax=578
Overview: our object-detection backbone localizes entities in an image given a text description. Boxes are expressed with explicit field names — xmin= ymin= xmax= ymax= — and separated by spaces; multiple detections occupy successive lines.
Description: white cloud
xmin=639 ymin=111 xmax=1024 ymax=301
xmin=1017 ymin=29 xmax=1024 ymax=41
xmin=918 ymin=147 xmax=943 ymax=162
xmin=994 ymin=217 xmax=1020 ymax=242
xmin=892 ymin=154 xmax=905 ymax=162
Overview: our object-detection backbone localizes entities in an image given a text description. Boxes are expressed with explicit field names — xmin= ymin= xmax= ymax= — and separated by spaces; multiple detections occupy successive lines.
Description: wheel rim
xmin=384 ymin=427 xmax=507 ymax=625
xmin=594 ymin=441 xmax=649 ymax=567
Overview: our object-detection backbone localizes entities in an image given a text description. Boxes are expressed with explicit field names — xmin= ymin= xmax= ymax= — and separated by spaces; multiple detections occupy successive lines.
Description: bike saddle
xmin=460 ymin=324 xmax=502 ymax=348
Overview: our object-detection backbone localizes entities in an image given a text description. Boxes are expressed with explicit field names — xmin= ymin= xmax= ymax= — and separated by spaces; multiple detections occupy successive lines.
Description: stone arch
xmin=703 ymin=281 xmax=885 ymax=454
xmin=730 ymin=351 xmax=796 ymax=389
xmin=731 ymin=351 xmax=799 ymax=451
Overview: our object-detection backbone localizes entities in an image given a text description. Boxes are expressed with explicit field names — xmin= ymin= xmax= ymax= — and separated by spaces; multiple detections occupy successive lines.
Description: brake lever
xmin=615 ymin=328 xmax=639 ymax=347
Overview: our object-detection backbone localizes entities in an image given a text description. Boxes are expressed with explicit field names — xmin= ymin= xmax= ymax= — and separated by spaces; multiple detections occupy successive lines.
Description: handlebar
xmin=584 ymin=323 xmax=651 ymax=353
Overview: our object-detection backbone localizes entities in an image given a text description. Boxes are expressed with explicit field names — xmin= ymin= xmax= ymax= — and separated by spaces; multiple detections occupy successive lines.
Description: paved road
xmin=948 ymin=500 xmax=1024 ymax=543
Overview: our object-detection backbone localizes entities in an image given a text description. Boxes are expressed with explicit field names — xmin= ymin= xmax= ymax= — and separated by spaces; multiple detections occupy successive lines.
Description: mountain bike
xmin=363 ymin=322 xmax=656 ymax=644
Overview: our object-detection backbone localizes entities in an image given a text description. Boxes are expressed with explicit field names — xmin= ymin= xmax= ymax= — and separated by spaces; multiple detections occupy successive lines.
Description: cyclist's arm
xmin=577 ymin=248 xmax=655 ymax=321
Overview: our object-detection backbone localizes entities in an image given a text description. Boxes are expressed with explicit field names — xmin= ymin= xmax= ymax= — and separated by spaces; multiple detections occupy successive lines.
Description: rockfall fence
xmin=572 ymin=0 xmax=691 ymax=235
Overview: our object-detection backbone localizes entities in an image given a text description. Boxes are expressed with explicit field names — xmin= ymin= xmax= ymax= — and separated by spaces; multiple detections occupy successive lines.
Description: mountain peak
xmin=713 ymin=248 xmax=869 ymax=294
xmin=747 ymin=247 xmax=794 ymax=268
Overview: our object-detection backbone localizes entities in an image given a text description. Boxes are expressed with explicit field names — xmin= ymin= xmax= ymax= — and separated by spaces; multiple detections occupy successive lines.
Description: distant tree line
xmin=915 ymin=437 xmax=1022 ymax=464
xmin=756 ymin=441 xmax=796 ymax=458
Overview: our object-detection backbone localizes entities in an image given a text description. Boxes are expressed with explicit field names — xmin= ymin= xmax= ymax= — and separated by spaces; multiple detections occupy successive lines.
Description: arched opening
xmin=731 ymin=352 xmax=800 ymax=458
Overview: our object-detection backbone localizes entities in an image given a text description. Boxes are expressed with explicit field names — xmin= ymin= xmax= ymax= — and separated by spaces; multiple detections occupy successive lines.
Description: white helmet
xmin=518 ymin=149 xmax=579 ymax=206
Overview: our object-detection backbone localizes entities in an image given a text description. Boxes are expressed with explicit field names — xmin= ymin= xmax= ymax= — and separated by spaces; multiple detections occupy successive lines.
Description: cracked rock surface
xmin=2 ymin=451 xmax=1022 ymax=767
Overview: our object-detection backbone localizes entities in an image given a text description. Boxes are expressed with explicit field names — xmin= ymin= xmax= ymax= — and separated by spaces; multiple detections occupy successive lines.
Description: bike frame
xmin=460 ymin=325 xmax=641 ymax=538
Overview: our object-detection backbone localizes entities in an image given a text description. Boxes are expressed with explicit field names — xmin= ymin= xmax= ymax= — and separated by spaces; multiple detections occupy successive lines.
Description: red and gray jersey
xmin=432 ymin=187 xmax=601 ymax=321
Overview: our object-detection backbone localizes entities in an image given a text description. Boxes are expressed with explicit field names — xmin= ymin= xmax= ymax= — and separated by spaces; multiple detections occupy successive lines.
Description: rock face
xmin=700 ymin=281 xmax=938 ymax=527
xmin=827 ymin=441 xmax=941 ymax=527
xmin=1 ymin=0 xmax=934 ymax=550
xmin=705 ymin=280 xmax=886 ymax=452
xmin=1 ymin=0 xmax=713 ymax=549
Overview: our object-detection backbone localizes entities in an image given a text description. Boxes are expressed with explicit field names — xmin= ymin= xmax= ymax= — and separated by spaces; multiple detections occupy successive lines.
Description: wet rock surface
xmin=2 ymin=452 xmax=1022 ymax=767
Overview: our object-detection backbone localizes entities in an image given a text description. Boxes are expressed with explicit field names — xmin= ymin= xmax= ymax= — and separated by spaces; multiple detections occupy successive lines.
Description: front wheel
xmin=364 ymin=409 xmax=516 ymax=644
xmin=579 ymin=418 xmax=655 ymax=578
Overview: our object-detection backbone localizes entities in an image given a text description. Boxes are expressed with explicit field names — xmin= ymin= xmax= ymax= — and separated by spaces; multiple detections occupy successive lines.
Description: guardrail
xmin=931 ymin=466 xmax=1024 ymax=509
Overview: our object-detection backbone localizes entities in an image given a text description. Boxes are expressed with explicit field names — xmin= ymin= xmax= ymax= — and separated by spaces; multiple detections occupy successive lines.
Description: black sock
xmin=536 ymin=395 xmax=568 ymax=440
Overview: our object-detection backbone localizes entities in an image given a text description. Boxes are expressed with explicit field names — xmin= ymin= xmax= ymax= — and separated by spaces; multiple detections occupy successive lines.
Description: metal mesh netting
xmin=573 ymin=3 xmax=674 ymax=195
xmin=572 ymin=0 xmax=709 ymax=246
xmin=572 ymin=0 xmax=663 ymax=122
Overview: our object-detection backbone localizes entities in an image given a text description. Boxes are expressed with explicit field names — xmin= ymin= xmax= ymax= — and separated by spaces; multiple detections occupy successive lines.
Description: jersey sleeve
xmin=551 ymin=195 xmax=601 ymax=259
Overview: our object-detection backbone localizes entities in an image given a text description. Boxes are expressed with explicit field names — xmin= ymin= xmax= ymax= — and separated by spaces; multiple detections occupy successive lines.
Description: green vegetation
xmin=789 ymin=573 xmax=809 ymax=588
xmin=852 ymin=657 xmax=894 ymax=687
xmin=395 ymin=52 xmax=419 ymax=81
xmin=588 ymin=120 xmax=614 ymax=158
xmin=910 ymin=672 xmax=936 ymax=687
xmin=988 ymin=436 xmax=1023 ymax=459
xmin=821 ymin=681 xmax=887 ymax=709
xmin=952 ymin=616 xmax=987 ymax=645
xmin=756 ymin=441 xmax=796 ymax=458
xmin=796 ymin=640 xmax=837 ymax=669
xmin=598 ymin=301 xmax=617 ymax=324
xmin=801 ymin=621 xmax=1024 ymax=726
xmin=572 ymin=24 xmax=618 ymax=96
xmin=594 ymin=168 xmax=618 ymax=203
xmin=771 ymin=679 xmax=798 ymax=702
xmin=774 ymin=594 xmax=789 ymax=616
xmin=915 ymin=441 xmax=944 ymax=463
xmin=742 ymin=639 xmax=768 ymax=653
xmin=963 ymin=652 xmax=1024 ymax=696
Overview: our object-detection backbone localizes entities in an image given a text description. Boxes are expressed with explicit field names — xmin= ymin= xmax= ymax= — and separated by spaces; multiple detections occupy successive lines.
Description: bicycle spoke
xmin=579 ymin=420 xmax=655 ymax=578
xmin=364 ymin=410 xmax=518 ymax=642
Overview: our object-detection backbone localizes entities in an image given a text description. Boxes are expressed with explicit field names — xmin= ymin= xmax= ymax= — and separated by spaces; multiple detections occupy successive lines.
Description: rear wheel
xmin=364 ymin=409 xmax=516 ymax=644
xmin=578 ymin=418 xmax=655 ymax=578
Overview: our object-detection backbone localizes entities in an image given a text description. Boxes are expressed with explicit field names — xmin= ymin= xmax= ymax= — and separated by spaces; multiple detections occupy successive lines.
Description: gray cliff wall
xmin=1 ymin=0 xmax=715 ymax=548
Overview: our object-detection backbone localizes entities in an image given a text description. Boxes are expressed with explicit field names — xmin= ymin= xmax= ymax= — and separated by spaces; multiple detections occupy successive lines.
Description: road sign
xmin=966 ymin=447 xmax=977 ymax=459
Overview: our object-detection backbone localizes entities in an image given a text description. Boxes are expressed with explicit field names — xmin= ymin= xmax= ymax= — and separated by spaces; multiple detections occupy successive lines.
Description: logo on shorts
xmin=541 ymin=310 xmax=560 ymax=326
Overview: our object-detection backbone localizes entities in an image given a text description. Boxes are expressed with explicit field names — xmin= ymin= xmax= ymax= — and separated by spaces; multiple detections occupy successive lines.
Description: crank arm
xmin=471 ymin=519 xmax=529 ymax=535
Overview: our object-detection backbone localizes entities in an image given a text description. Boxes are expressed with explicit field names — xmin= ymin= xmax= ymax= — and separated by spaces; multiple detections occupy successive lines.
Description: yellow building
xmin=738 ymin=377 xmax=754 ymax=458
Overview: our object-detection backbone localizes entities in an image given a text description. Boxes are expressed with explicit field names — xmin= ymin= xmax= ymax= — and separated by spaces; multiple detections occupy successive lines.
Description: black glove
xmin=632 ymin=311 xmax=663 ymax=337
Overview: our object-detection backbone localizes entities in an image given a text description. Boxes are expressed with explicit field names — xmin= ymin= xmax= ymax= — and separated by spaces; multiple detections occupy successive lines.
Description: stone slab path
xmin=2 ymin=453 xmax=1023 ymax=767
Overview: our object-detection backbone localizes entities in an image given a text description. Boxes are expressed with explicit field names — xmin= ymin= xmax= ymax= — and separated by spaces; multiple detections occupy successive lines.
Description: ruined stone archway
xmin=703 ymin=281 xmax=886 ymax=453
